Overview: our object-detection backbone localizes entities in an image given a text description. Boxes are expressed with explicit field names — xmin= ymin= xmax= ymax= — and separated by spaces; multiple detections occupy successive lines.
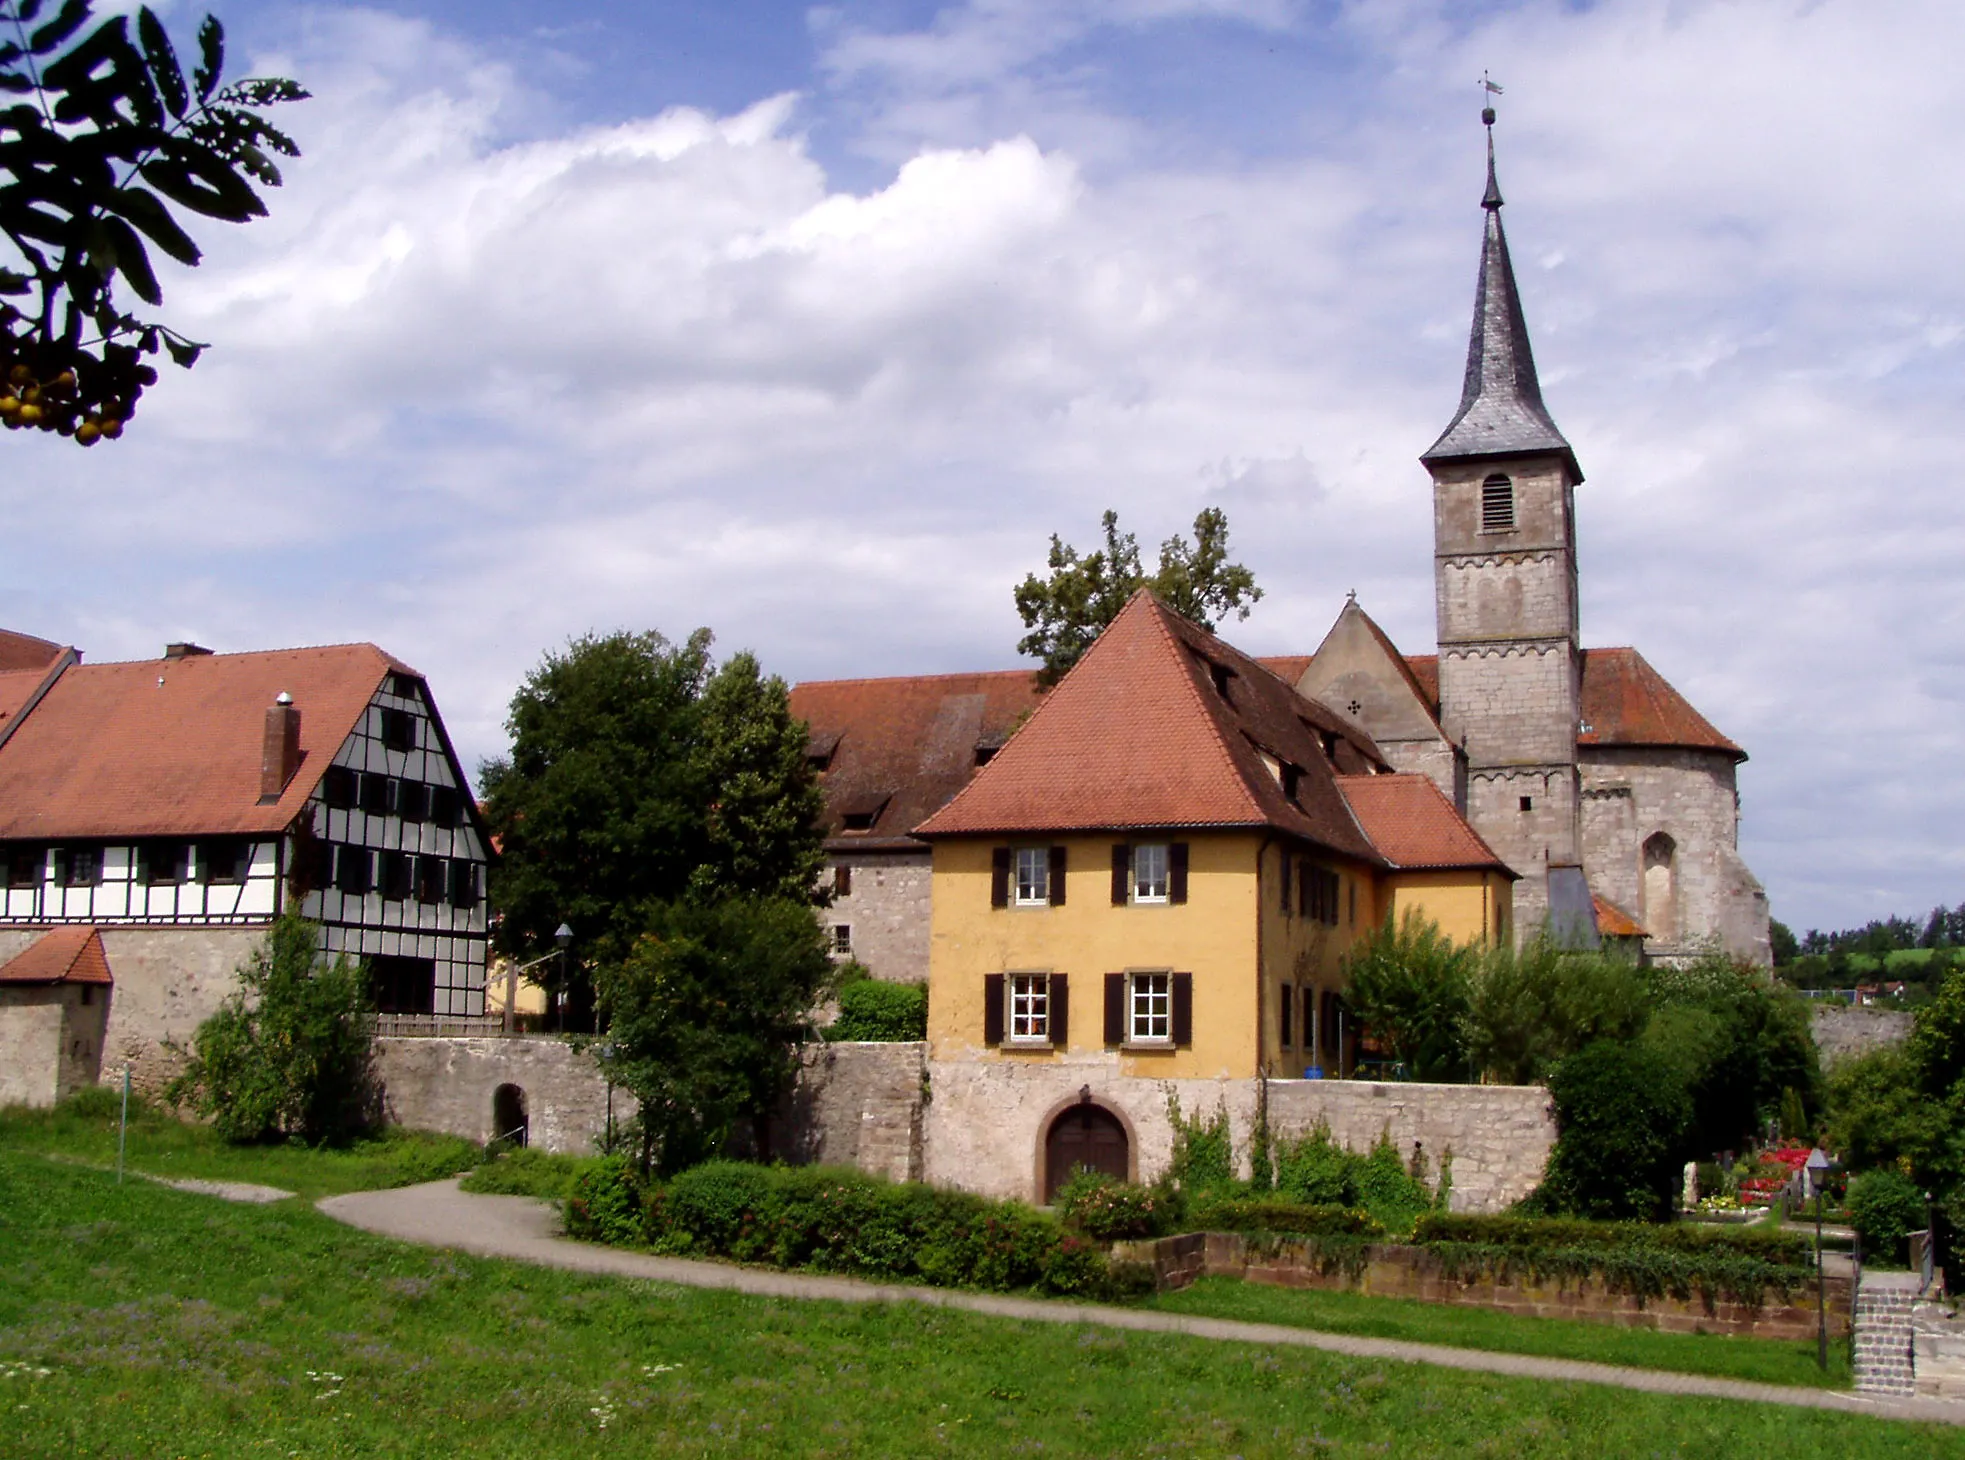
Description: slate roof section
xmin=1421 ymin=132 xmax=1581 ymax=482
xmin=0 ymin=926 xmax=113 ymax=985
xmin=0 ymin=643 xmax=413 ymax=840
xmin=914 ymin=591 xmax=1386 ymax=862
xmin=1579 ymin=648 xmax=1744 ymax=760
xmin=1335 ymin=774 xmax=1514 ymax=874
xmin=787 ymin=670 xmax=1044 ymax=850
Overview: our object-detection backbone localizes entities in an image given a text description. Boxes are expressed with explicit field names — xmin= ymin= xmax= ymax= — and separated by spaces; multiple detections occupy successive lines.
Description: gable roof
xmin=0 ymin=629 xmax=65 ymax=673
xmin=787 ymin=670 xmax=1044 ymax=849
xmin=915 ymin=592 xmax=1385 ymax=861
xmin=1579 ymin=648 xmax=1743 ymax=760
xmin=1335 ymin=774 xmax=1514 ymax=874
xmin=0 ymin=926 xmax=113 ymax=985
xmin=0 ymin=642 xmax=413 ymax=841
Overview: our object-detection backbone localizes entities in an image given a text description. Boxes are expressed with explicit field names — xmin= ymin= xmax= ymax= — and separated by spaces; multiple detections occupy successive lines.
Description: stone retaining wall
xmin=1812 ymin=1005 xmax=1913 ymax=1068
xmin=1116 ymin=1231 xmax=1851 ymax=1342
xmin=767 ymin=1041 xmax=926 ymax=1182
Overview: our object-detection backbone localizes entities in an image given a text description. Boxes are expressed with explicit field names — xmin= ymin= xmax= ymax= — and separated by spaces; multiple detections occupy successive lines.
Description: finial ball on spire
xmin=1481 ymin=106 xmax=1496 ymax=126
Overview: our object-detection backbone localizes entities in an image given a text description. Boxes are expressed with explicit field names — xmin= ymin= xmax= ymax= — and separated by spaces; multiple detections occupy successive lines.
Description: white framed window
xmin=1009 ymin=973 xmax=1050 ymax=1043
xmin=1014 ymin=847 xmax=1050 ymax=906
xmin=831 ymin=924 xmax=852 ymax=955
xmin=1132 ymin=843 xmax=1169 ymax=904
xmin=1129 ymin=972 xmax=1171 ymax=1044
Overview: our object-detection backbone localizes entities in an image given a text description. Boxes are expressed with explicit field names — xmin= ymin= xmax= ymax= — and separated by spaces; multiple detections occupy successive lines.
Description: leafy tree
xmin=480 ymin=629 xmax=826 ymax=1020
xmin=1533 ymin=1040 xmax=1692 ymax=1221
xmin=1013 ymin=507 xmax=1262 ymax=685
xmin=1849 ymin=1168 xmax=1929 ymax=1267
xmin=1466 ymin=937 xmax=1647 ymax=1085
xmin=1825 ymin=1044 xmax=1945 ymax=1178
xmin=1339 ymin=910 xmax=1473 ymax=1082
xmin=168 ymin=912 xmax=374 ymax=1144
xmin=1 ymin=1 xmax=305 ymax=442
xmin=1769 ymin=918 xmax=1798 ymax=966
xmin=594 ymin=896 xmax=837 ymax=1176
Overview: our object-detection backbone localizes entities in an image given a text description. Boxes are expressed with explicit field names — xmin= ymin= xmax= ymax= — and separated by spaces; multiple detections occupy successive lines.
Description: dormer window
xmin=842 ymin=811 xmax=877 ymax=832
xmin=806 ymin=731 xmax=840 ymax=773
xmin=1280 ymin=764 xmax=1301 ymax=802
xmin=1209 ymin=663 xmax=1233 ymax=700
xmin=1481 ymin=474 xmax=1515 ymax=532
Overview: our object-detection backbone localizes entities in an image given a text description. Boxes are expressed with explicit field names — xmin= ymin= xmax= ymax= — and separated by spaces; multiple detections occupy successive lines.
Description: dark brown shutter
xmin=1298 ymin=859 xmax=1311 ymax=919
xmin=983 ymin=973 xmax=1005 ymax=1045
xmin=1169 ymin=842 xmax=1189 ymax=904
xmin=1279 ymin=984 xmax=1293 ymax=1047
xmin=1103 ymin=973 xmax=1126 ymax=1046
xmin=1111 ymin=844 xmax=1130 ymax=905
xmin=1050 ymin=973 xmax=1069 ymax=1047
xmin=1171 ymin=972 xmax=1193 ymax=1047
xmin=833 ymin=863 xmax=851 ymax=898
xmin=1049 ymin=846 xmax=1067 ymax=905
xmin=1279 ymin=849 xmax=1292 ymax=915
xmin=991 ymin=847 xmax=1010 ymax=908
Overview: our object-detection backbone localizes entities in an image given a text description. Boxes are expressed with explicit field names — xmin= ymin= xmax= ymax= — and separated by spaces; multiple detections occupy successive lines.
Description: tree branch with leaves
xmin=1013 ymin=506 xmax=1262 ymax=685
xmin=0 ymin=1 xmax=305 ymax=443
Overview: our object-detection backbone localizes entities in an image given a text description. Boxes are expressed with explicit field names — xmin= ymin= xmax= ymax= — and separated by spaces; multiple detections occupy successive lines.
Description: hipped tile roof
xmin=786 ymin=670 xmax=1043 ymax=849
xmin=1579 ymin=648 xmax=1743 ymax=759
xmin=0 ymin=926 xmax=112 ymax=985
xmin=0 ymin=643 xmax=412 ymax=840
xmin=915 ymin=592 xmax=1385 ymax=861
xmin=1335 ymin=774 xmax=1513 ymax=874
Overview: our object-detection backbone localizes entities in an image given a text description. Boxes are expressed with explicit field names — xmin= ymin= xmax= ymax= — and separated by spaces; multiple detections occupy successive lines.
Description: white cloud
xmin=3 ymin=0 xmax=1963 ymax=931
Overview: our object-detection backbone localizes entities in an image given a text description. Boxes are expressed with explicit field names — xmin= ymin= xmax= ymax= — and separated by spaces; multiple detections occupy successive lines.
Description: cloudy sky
xmin=3 ymin=0 xmax=1959 ymax=935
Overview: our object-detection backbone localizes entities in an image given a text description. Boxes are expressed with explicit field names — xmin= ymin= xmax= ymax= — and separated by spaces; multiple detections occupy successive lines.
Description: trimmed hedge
xmin=1188 ymin=1193 xmax=1383 ymax=1238
xmin=827 ymin=980 xmax=928 ymax=1041
xmin=567 ymin=1158 xmax=1150 ymax=1300
xmin=1413 ymin=1212 xmax=1814 ymax=1267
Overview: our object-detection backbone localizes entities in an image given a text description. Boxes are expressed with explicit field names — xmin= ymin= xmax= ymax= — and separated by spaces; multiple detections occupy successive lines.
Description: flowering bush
xmin=1054 ymin=1170 xmax=1163 ymax=1240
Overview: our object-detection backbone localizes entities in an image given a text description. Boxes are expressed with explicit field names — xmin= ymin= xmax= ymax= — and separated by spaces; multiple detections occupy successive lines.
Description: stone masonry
xmin=1811 ymin=1005 xmax=1913 ymax=1067
xmin=824 ymin=852 xmax=932 ymax=983
xmin=1855 ymin=1271 xmax=1920 ymax=1396
xmin=373 ymin=1035 xmax=635 ymax=1155
xmin=767 ymin=1040 xmax=927 ymax=1182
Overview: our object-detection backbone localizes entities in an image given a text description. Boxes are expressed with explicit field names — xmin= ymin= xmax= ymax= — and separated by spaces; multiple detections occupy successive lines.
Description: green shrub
xmin=462 ymin=1148 xmax=596 ymax=1200
xmin=828 ymin=979 xmax=928 ymax=1041
xmin=57 ymin=1084 xmax=138 ymax=1122
xmin=1341 ymin=910 xmax=1475 ymax=1081
xmin=1163 ymin=1092 xmax=1234 ymax=1194
xmin=1351 ymin=1131 xmax=1437 ymax=1234
xmin=1054 ymin=1170 xmax=1164 ymax=1240
xmin=1186 ymin=1192 xmax=1382 ymax=1238
xmin=1412 ymin=1212 xmax=1813 ymax=1267
xmin=566 ymin=1155 xmax=647 ymax=1246
xmin=1532 ymin=1040 xmax=1692 ymax=1221
xmin=1273 ymin=1121 xmax=1354 ymax=1206
xmin=168 ymin=913 xmax=376 ymax=1145
xmin=1849 ymin=1168 xmax=1927 ymax=1266
xmin=659 ymin=1160 xmax=777 ymax=1254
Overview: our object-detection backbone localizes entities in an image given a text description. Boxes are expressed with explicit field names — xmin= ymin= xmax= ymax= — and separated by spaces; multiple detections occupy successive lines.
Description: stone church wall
xmin=1438 ymin=643 xmax=1578 ymax=767
xmin=1437 ymin=552 xmax=1574 ymax=645
xmin=1579 ymin=747 xmax=1769 ymax=964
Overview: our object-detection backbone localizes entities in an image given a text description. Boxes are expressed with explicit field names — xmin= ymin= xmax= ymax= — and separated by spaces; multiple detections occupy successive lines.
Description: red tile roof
xmin=0 ymin=926 xmax=113 ymax=985
xmin=1592 ymin=894 xmax=1647 ymax=939
xmin=0 ymin=629 xmax=65 ymax=673
xmin=1578 ymin=648 xmax=1743 ymax=759
xmin=915 ymin=592 xmax=1385 ymax=860
xmin=787 ymin=670 xmax=1044 ymax=849
xmin=1335 ymin=774 xmax=1513 ymax=873
xmin=0 ymin=643 xmax=412 ymax=840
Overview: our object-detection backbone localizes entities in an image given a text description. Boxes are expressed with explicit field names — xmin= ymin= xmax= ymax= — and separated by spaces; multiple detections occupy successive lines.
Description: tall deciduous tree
xmin=479 ymin=629 xmax=826 ymax=1018
xmin=1 ymin=1 xmax=305 ymax=443
xmin=596 ymin=896 xmax=837 ymax=1175
xmin=1014 ymin=507 xmax=1262 ymax=685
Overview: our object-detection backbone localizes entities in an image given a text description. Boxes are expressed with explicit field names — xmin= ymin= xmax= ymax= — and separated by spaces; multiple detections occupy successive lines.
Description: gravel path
xmin=319 ymin=1178 xmax=1965 ymax=1428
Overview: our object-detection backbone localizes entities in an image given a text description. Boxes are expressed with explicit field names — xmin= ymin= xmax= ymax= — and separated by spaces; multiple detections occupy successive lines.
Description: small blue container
xmin=1304 ymin=1066 xmax=1324 ymax=1080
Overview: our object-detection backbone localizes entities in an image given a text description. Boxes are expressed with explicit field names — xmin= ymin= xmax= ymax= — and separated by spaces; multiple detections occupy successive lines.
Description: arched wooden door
xmin=1044 ymin=1103 xmax=1129 ymax=1201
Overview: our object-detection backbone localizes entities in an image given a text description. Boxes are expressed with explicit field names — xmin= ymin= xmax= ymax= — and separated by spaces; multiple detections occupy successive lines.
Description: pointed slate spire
xmin=1422 ymin=111 xmax=1581 ymax=481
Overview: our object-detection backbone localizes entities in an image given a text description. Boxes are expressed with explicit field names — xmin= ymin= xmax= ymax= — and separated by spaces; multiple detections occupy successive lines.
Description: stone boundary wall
xmin=1265 ymin=1080 xmax=1554 ymax=1213
xmin=1116 ymin=1231 xmax=1851 ymax=1342
xmin=1812 ymin=1005 xmax=1913 ymax=1068
xmin=767 ymin=1041 xmax=926 ymax=1182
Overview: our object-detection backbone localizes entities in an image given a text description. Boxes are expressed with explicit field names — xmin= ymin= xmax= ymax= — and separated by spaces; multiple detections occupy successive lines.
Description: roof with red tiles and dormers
xmin=1335 ymin=774 xmax=1515 ymax=875
xmin=914 ymin=591 xmax=1387 ymax=861
xmin=0 ymin=926 xmax=113 ymax=985
xmin=0 ymin=642 xmax=415 ymax=841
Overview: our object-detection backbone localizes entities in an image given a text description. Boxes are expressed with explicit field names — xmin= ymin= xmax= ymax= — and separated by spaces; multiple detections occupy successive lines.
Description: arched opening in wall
xmin=492 ymin=1083 xmax=529 ymax=1149
xmin=1043 ymin=1102 xmax=1128 ymax=1202
xmin=1642 ymin=833 xmax=1678 ymax=944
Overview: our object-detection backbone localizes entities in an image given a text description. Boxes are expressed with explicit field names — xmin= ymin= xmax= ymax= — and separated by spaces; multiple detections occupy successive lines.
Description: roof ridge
xmin=794 ymin=668 xmax=1038 ymax=690
xmin=81 ymin=641 xmax=406 ymax=669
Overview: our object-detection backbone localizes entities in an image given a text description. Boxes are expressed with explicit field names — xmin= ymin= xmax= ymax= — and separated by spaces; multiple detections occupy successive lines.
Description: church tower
xmin=1422 ymin=111 xmax=1588 ymax=939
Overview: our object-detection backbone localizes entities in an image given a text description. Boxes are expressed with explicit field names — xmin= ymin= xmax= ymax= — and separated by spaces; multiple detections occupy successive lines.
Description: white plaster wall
xmin=0 ymin=991 xmax=63 ymax=1107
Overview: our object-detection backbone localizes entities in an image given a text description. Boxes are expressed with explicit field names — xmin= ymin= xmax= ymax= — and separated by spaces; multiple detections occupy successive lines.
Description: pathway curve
xmin=320 ymin=1178 xmax=1965 ymax=1429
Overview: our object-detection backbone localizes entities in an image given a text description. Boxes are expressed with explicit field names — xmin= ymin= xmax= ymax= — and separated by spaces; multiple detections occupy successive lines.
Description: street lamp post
xmin=1806 ymin=1147 xmax=1832 ymax=1371
xmin=554 ymin=922 xmax=573 ymax=1032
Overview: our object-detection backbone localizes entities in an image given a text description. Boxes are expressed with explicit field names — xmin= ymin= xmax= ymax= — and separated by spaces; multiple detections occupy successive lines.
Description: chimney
xmin=260 ymin=692 xmax=301 ymax=802
xmin=164 ymin=642 xmax=213 ymax=660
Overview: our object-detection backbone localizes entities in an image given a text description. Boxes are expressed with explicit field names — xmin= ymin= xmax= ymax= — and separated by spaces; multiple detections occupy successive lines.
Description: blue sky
xmin=5 ymin=0 xmax=1963 ymax=936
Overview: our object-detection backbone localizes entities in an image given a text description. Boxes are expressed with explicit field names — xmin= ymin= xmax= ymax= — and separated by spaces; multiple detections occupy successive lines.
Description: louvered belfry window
xmin=1481 ymin=474 xmax=1515 ymax=531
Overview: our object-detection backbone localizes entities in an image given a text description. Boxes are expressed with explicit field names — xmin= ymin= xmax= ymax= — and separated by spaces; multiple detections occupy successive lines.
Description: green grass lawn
xmin=1 ymin=1149 xmax=1961 ymax=1459
xmin=1148 ymin=1276 xmax=1851 ymax=1390
xmin=0 ymin=1093 xmax=482 ymax=1202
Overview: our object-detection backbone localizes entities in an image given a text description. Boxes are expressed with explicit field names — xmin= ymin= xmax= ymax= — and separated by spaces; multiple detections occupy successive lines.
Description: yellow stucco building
xmin=915 ymin=592 xmax=1513 ymax=1198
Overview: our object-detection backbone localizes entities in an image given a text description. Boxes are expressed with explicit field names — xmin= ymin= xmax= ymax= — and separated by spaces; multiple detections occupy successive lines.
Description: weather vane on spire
xmin=1480 ymin=71 xmax=1503 ymax=127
